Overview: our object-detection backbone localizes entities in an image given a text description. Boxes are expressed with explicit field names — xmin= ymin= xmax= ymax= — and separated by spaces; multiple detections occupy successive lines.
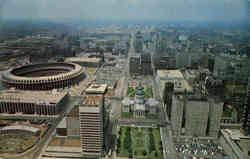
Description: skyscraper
xmin=79 ymin=95 xmax=105 ymax=159
xmin=163 ymin=82 xmax=174 ymax=119
xmin=134 ymin=31 xmax=143 ymax=53
xmin=208 ymin=98 xmax=223 ymax=137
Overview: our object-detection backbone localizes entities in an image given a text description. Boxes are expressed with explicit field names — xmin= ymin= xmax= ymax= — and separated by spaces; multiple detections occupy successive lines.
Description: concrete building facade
xmin=169 ymin=95 xmax=223 ymax=138
xmin=185 ymin=99 xmax=210 ymax=137
xmin=153 ymin=56 xmax=176 ymax=70
xmin=171 ymin=95 xmax=184 ymax=137
xmin=65 ymin=57 xmax=102 ymax=68
xmin=67 ymin=106 xmax=80 ymax=136
xmin=79 ymin=95 xmax=104 ymax=158
xmin=129 ymin=54 xmax=153 ymax=76
xmin=134 ymin=31 xmax=143 ymax=53
xmin=0 ymin=89 xmax=68 ymax=116
xmin=208 ymin=98 xmax=223 ymax=137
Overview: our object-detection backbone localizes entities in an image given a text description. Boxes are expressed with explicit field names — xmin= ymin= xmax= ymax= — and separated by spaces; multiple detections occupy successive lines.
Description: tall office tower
xmin=134 ymin=31 xmax=143 ymax=53
xmin=129 ymin=55 xmax=141 ymax=76
xmin=208 ymin=98 xmax=223 ymax=137
xmin=243 ymin=77 xmax=250 ymax=135
xmin=129 ymin=54 xmax=153 ymax=76
xmin=163 ymin=82 xmax=174 ymax=119
xmin=140 ymin=53 xmax=153 ymax=75
xmin=153 ymin=56 xmax=176 ymax=70
xmin=185 ymin=98 xmax=209 ymax=137
xmin=171 ymin=95 xmax=184 ymax=137
xmin=79 ymin=95 xmax=105 ymax=159
xmin=208 ymin=58 xmax=215 ymax=74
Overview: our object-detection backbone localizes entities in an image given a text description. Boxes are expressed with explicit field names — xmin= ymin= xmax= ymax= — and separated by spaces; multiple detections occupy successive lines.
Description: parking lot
xmin=175 ymin=138 xmax=227 ymax=159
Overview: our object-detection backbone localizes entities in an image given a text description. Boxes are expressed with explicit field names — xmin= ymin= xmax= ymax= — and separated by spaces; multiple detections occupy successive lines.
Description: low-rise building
xmin=0 ymin=89 xmax=68 ymax=116
xmin=85 ymin=84 xmax=107 ymax=94
xmin=65 ymin=57 xmax=102 ymax=67
xmin=157 ymin=69 xmax=193 ymax=94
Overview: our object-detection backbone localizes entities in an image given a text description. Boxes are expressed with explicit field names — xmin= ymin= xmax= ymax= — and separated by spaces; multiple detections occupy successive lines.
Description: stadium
xmin=1 ymin=62 xmax=84 ymax=90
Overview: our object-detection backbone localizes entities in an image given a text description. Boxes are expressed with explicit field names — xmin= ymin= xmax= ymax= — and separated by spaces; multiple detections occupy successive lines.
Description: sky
xmin=1 ymin=0 xmax=248 ymax=22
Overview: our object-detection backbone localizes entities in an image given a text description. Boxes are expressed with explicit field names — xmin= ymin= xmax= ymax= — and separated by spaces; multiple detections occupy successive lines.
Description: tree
xmin=154 ymin=151 xmax=158 ymax=157
xmin=117 ymin=137 xmax=121 ymax=149
xmin=159 ymin=141 xmax=162 ymax=146
xmin=123 ymin=127 xmax=132 ymax=152
xmin=149 ymin=131 xmax=155 ymax=153
xmin=128 ymin=154 xmax=133 ymax=158
xmin=134 ymin=150 xmax=137 ymax=156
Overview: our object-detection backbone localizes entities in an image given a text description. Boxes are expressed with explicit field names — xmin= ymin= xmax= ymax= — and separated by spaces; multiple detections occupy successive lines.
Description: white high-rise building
xmin=79 ymin=95 xmax=104 ymax=159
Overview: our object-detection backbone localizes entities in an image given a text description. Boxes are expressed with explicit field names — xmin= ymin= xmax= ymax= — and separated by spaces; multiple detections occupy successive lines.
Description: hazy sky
xmin=1 ymin=0 xmax=248 ymax=22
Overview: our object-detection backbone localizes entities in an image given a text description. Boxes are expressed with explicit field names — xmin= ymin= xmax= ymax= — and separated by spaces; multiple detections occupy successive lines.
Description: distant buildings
xmin=134 ymin=31 xmax=143 ymax=53
xmin=153 ymin=56 xmax=176 ymax=70
xmin=129 ymin=54 xmax=153 ymax=76
xmin=242 ymin=78 xmax=250 ymax=136
xmin=65 ymin=57 xmax=102 ymax=67
xmin=96 ymin=65 xmax=122 ymax=89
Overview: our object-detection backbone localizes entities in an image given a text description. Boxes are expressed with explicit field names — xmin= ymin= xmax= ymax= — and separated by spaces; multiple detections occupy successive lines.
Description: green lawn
xmin=121 ymin=112 xmax=134 ymax=119
xmin=117 ymin=127 xmax=163 ymax=159
xmin=127 ymin=87 xmax=136 ymax=98
xmin=145 ymin=87 xmax=153 ymax=98
xmin=127 ymin=86 xmax=153 ymax=98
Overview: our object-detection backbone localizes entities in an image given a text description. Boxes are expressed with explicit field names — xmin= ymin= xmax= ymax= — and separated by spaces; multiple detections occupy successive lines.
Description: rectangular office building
xmin=79 ymin=95 xmax=104 ymax=159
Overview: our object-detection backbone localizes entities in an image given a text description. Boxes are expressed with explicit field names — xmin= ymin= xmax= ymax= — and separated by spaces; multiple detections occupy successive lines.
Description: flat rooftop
xmin=82 ymin=95 xmax=103 ymax=107
xmin=65 ymin=57 xmax=101 ymax=63
xmin=157 ymin=70 xmax=184 ymax=80
xmin=159 ymin=79 xmax=193 ymax=93
xmin=85 ymin=84 xmax=107 ymax=94
xmin=0 ymin=89 xmax=67 ymax=105
xmin=49 ymin=137 xmax=81 ymax=148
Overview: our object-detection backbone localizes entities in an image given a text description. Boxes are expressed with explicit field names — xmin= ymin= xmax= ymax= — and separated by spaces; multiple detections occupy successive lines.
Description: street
xmin=151 ymin=47 xmax=177 ymax=159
